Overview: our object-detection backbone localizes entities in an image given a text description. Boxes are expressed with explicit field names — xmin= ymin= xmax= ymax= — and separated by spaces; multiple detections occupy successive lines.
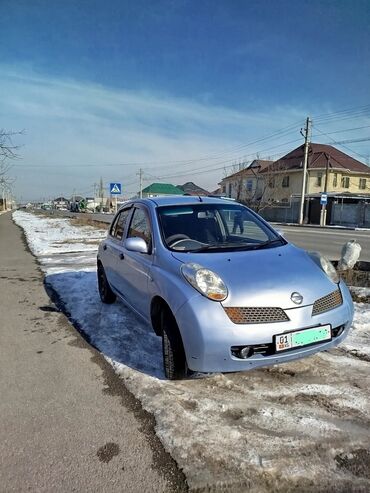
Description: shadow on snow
xmin=44 ymin=270 xmax=165 ymax=379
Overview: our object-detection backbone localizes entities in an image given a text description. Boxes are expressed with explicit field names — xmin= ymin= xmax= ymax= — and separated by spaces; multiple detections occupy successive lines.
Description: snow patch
xmin=13 ymin=211 xmax=370 ymax=491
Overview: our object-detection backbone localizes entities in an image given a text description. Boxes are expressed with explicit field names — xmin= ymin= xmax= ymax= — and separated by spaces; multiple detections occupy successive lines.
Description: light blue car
xmin=97 ymin=196 xmax=353 ymax=379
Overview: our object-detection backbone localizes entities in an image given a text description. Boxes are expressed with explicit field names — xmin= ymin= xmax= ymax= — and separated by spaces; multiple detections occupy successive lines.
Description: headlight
xmin=308 ymin=252 xmax=339 ymax=284
xmin=181 ymin=263 xmax=228 ymax=301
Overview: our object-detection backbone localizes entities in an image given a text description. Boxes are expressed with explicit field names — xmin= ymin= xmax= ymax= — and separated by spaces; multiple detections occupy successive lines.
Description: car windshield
xmin=157 ymin=203 xmax=284 ymax=252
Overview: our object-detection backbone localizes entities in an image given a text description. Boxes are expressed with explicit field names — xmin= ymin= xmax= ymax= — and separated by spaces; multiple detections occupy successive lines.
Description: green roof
xmin=142 ymin=182 xmax=184 ymax=195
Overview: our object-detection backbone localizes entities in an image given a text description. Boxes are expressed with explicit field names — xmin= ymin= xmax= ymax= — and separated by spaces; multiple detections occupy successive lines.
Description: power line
xmin=153 ymin=134 xmax=370 ymax=183
xmin=313 ymin=125 xmax=369 ymax=161
xmin=311 ymin=124 xmax=370 ymax=137
xmin=11 ymin=106 xmax=370 ymax=177
xmin=313 ymin=104 xmax=370 ymax=124
xmin=313 ymin=103 xmax=370 ymax=119
xmin=314 ymin=110 xmax=370 ymax=126
xmin=11 ymin=120 xmax=302 ymax=170
xmin=324 ymin=137 xmax=370 ymax=145
xmin=152 ymin=137 xmax=303 ymax=180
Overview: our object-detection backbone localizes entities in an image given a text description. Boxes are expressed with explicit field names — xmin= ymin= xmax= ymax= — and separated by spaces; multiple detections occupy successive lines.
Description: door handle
xmin=119 ymin=253 xmax=125 ymax=260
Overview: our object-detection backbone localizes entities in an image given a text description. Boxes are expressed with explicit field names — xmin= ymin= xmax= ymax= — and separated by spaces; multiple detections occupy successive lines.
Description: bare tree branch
xmin=0 ymin=129 xmax=22 ymax=210
xmin=0 ymin=129 xmax=24 ymax=164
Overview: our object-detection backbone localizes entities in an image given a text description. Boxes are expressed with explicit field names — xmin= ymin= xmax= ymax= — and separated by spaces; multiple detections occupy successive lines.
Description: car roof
xmin=124 ymin=195 xmax=239 ymax=208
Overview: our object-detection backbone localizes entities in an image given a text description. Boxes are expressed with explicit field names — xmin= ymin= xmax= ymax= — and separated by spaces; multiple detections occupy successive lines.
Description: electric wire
xmin=313 ymin=125 xmax=370 ymax=161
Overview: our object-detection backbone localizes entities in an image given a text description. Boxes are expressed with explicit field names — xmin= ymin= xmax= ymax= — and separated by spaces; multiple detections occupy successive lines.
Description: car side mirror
xmin=124 ymin=237 xmax=149 ymax=254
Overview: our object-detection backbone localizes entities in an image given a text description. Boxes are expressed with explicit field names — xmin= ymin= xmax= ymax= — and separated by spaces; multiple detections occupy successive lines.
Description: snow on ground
xmin=13 ymin=210 xmax=370 ymax=491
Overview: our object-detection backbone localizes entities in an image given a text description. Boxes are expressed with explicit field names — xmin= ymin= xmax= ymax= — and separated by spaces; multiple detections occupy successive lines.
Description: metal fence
xmin=332 ymin=202 xmax=370 ymax=228
xmin=259 ymin=201 xmax=370 ymax=227
xmin=258 ymin=202 xmax=300 ymax=224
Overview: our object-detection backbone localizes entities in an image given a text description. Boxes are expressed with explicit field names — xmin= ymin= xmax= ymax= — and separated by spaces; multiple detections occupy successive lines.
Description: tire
xmin=97 ymin=264 xmax=116 ymax=304
xmin=161 ymin=307 xmax=189 ymax=380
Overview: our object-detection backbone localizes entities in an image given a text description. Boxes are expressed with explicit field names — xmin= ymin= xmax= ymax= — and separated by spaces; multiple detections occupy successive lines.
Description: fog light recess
xmin=231 ymin=346 xmax=254 ymax=359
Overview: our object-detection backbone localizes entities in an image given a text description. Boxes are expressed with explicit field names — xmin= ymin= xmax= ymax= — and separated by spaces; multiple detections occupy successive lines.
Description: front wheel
xmin=97 ymin=264 xmax=116 ymax=304
xmin=161 ymin=308 xmax=190 ymax=380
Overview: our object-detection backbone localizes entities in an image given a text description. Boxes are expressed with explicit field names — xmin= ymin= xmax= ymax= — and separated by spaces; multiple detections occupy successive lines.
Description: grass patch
xmin=70 ymin=216 xmax=109 ymax=230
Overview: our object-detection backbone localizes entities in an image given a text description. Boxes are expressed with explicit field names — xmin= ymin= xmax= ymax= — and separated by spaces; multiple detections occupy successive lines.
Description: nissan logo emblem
xmin=291 ymin=292 xmax=303 ymax=305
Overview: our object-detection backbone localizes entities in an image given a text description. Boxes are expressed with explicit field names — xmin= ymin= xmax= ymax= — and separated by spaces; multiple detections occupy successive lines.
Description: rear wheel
xmin=161 ymin=307 xmax=190 ymax=380
xmin=97 ymin=264 xmax=116 ymax=304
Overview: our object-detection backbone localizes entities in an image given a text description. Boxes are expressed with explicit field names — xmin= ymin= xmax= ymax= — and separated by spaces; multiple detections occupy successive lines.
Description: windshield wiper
xmin=194 ymin=239 xmax=283 ymax=252
xmin=193 ymin=242 xmax=241 ymax=252
xmin=194 ymin=242 xmax=258 ymax=252
xmin=249 ymin=239 xmax=283 ymax=250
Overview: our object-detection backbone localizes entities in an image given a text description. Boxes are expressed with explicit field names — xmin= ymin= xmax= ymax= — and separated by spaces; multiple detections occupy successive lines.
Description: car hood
xmin=171 ymin=244 xmax=337 ymax=309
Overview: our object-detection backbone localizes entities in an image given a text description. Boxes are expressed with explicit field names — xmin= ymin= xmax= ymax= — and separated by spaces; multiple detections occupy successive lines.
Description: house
xmin=260 ymin=143 xmax=370 ymax=225
xmin=53 ymin=197 xmax=69 ymax=210
xmin=218 ymin=160 xmax=273 ymax=202
xmin=220 ymin=144 xmax=370 ymax=226
xmin=261 ymin=143 xmax=370 ymax=201
xmin=141 ymin=182 xmax=184 ymax=198
xmin=177 ymin=182 xmax=210 ymax=196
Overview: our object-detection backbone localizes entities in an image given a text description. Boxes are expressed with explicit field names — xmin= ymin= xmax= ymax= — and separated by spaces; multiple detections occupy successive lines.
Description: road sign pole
xmin=320 ymin=205 xmax=325 ymax=226
xmin=320 ymin=193 xmax=328 ymax=226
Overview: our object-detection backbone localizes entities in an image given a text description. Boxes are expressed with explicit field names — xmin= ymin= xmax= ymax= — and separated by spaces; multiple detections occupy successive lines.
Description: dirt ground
xmin=13 ymin=210 xmax=370 ymax=492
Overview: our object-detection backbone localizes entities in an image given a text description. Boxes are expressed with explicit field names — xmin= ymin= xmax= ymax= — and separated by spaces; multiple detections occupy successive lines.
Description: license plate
xmin=275 ymin=325 xmax=331 ymax=352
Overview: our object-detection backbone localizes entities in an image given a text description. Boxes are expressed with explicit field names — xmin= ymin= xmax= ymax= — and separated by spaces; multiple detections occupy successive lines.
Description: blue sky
xmin=0 ymin=0 xmax=369 ymax=201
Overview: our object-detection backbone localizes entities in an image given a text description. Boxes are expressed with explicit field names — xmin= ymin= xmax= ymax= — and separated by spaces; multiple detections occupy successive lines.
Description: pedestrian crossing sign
xmin=110 ymin=183 xmax=122 ymax=195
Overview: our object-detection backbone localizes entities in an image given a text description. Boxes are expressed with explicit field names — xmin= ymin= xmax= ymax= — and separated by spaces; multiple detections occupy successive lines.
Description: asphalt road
xmin=277 ymin=225 xmax=370 ymax=262
xmin=52 ymin=210 xmax=370 ymax=262
xmin=0 ymin=212 xmax=186 ymax=492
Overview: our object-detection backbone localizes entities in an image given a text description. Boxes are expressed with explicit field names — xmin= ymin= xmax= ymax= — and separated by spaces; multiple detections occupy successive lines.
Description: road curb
xmin=271 ymin=221 xmax=370 ymax=232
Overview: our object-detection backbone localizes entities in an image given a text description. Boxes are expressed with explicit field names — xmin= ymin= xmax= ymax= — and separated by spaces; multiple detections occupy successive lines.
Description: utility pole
xmin=99 ymin=177 xmax=104 ymax=211
xmin=298 ymin=117 xmax=311 ymax=225
xmin=137 ymin=168 xmax=143 ymax=198
xmin=320 ymin=154 xmax=330 ymax=226
xmin=1 ymin=180 xmax=5 ymax=211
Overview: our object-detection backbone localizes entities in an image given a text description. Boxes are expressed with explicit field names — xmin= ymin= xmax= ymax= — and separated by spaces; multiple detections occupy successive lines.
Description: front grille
xmin=312 ymin=289 xmax=343 ymax=316
xmin=224 ymin=306 xmax=290 ymax=324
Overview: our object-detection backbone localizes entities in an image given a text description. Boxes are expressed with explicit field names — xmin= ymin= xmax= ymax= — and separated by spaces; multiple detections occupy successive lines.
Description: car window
xmin=127 ymin=208 xmax=152 ymax=249
xmin=221 ymin=209 xmax=269 ymax=242
xmin=110 ymin=208 xmax=131 ymax=240
xmin=158 ymin=204 xmax=282 ymax=252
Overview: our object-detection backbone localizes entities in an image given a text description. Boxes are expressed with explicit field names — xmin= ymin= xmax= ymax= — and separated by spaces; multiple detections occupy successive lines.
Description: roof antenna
xmin=198 ymin=195 xmax=203 ymax=202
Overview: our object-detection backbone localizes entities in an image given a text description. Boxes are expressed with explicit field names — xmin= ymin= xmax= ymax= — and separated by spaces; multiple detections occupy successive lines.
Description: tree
xmin=0 ymin=129 xmax=22 ymax=210
xmin=221 ymin=154 xmax=293 ymax=213
xmin=222 ymin=159 xmax=249 ymax=201
xmin=239 ymin=159 xmax=293 ymax=213
xmin=255 ymin=164 xmax=294 ymax=212
xmin=1 ymin=129 xmax=22 ymax=164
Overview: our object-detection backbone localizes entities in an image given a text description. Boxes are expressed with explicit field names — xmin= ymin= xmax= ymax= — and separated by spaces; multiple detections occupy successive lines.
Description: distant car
xmin=97 ymin=196 xmax=353 ymax=379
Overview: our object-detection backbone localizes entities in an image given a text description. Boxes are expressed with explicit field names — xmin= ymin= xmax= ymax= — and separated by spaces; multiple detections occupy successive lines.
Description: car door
xmin=115 ymin=205 xmax=153 ymax=320
xmin=103 ymin=207 xmax=132 ymax=292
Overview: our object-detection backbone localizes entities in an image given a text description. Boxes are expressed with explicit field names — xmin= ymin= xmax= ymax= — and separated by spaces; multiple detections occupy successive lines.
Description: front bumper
xmin=174 ymin=281 xmax=354 ymax=373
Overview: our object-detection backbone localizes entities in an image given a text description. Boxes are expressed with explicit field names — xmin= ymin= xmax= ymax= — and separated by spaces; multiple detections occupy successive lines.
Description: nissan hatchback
xmin=97 ymin=196 xmax=353 ymax=379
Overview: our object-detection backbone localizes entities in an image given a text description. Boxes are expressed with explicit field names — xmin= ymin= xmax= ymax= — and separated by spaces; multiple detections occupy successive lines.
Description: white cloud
xmin=1 ymin=65 xmax=368 ymax=201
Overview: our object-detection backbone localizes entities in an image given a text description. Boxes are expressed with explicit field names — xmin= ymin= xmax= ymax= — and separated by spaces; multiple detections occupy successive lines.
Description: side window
xmin=110 ymin=208 xmax=131 ymax=240
xmin=127 ymin=208 xmax=152 ymax=249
